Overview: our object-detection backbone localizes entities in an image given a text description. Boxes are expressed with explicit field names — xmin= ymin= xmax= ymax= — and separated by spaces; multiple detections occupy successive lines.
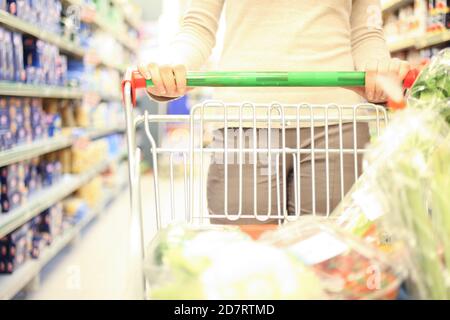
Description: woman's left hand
xmin=361 ymin=58 xmax=411 ymax=103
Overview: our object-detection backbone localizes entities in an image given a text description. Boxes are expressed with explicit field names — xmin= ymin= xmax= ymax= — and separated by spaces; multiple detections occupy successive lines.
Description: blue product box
xmin=46 ymin=113 xmax=61 ymax=137
xmin=0 ymin=224 xmax=30 ymax=273
xmin=6 ymin=1 xmax=18 ymax=15
xmin=0 ymin=163 xmax=18 ymax=184
xmin=0 ymin=27 xmax=6 ymax=81
xmin=15 ymin=125 xmax=28 ymax=145
xmin=12 ymin=33 xmax=26 ymax=82
xmin=0 ymin=130 xmax=14 ymax=151
xmin=9 ymin=98 xmax=25 ymax=127
xmin=32 ymin=124 xmax=45 ymax=140
xmin=0 ymin=29 xmax=14 ymax=81
xmin=1 ymin=190 xmax=22 ymax=213
xmin=0 ymin=97 xmax=10 ymax=131
xmin=39 ymin=160 xmax=54 ymax=187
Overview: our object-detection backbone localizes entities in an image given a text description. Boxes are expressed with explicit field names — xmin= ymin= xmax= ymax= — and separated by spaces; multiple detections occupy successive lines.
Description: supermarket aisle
xmin=24 ymin=186 xmax=144 ymax=300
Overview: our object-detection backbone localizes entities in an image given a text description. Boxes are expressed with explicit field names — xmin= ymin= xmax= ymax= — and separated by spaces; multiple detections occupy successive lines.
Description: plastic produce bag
xmin=261 ymin=218 xmax=406 ymax=300
xmin=342 ymin=107 xmax=449 ymax=299
xmin=408 ymin=48 xmax=450 ymax=124
xmin=331 ymin=106 xmax=449 ymax=245
xmin=144 ymin=223 xmax=325 ymax=300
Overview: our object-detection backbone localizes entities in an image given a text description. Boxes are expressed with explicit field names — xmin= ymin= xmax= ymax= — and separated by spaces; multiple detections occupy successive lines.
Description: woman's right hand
xmin=137 ymin=63 xmax=189 ymax=98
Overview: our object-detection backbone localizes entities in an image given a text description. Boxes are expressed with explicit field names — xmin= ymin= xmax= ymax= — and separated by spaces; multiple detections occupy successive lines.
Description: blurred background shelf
xmin=0 ymin=82 xmax=84 ymax=99
xmin=382 ymin=0 xmax=414 ymax=12
xmin=62 ymin=0 xmax=139 ymax=52
xmin=388 ymin=31 xmax=450 ymax=52
xmin=0 ymin=156 xmax=120 ymax=239
xmin=0 ymin=125 xmax=124 ymax=167
xmin=0 ymin=10 xmax=85 ymax=58
xmin=0 ymin=165 xmax=128 ymax=300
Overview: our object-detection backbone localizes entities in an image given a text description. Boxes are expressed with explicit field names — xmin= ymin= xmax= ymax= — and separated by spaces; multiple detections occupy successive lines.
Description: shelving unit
xmin=0 ymin=160 xmax=128 ymax=300
xmin=0 ymin=9 xmax=128 ymax=74
xmin=63 ymin=0 xmax=139 ymax=52
xmin=382 ymin=0 xmax=414 ymax=12
xmin=0 ymin=125 xmax=125 ymax=167
xmin=0 ymin=1 xmax=132 ymax=301
xmin=0 ymin=10 xmax=85 ymax=58
xmin=0 ymin=81 xmax=84 ymax=99
xmin=0 ymin=151 xmax=126 ymax=239
xmin=388 ymin=30 xmax=450 ymax=52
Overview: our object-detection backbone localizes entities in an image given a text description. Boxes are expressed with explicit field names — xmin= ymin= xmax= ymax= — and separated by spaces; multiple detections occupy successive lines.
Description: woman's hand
xmin=361 ymin=58 xmax=411 ymax=103
xmin=137 ymin=63 xmax=189 ymax=98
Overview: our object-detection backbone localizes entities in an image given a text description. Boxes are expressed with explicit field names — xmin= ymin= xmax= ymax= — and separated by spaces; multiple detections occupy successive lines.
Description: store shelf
xmin=92 ymin=15 xmax=139 ymax=52
xmin=382 ymin=0 xmax=414 ymax=12
xmin=387 ymin=37 xmax=416 ymax=52
xmin=0 ymin=81 xmax=84 ymax=99
xmin=0 ymin=175 xmax=128 ymax=300
xmin=63 ymin=0 xmax=138 ymax=52
xmin=388 ymin=30 xmax=450 ymax=52
xmin=0 ymin=10 xmax=85 ymax=58
xmin=111 ymin=0 xmax=142 ymax=31
xmin=416 ymin=30 xmax=450 ymax=49
xmin=0 ymin=136 xmax=72 ymax=168
xmin=0 ymin=125 xmax=125 ymax=167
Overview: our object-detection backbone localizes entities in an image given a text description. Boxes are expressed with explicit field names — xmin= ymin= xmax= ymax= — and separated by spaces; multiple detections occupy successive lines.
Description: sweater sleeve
xmin=166 ymin=0 xmax=225 ymax=70
xmin=148 ymin=0 xmax=224 ymax=102
xmin=350 ymin=0 xmax=391 ymax=71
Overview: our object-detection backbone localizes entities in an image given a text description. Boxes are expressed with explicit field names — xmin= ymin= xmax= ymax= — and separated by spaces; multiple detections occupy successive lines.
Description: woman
xmin=138 ymin=0 xmax=410 ymax=222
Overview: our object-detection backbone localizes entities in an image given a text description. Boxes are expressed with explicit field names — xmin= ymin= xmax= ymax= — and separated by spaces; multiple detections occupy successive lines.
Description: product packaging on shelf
xmin=261 ymin=218 xmax=407 ymax=300
xmin=38 ymin=203 xmax=64 ymax=245
xmin=0 ymin=223 xmax=30 ymax=274
xmin=62 ymin=197 xmax=89 ymax=225
xmin=1 ymin=162 xmax=26 ymax=213
xmin=0 ymin=27 xmax=15 ymax=82
xmin=12 ymin=32 xmax=25 ymax=82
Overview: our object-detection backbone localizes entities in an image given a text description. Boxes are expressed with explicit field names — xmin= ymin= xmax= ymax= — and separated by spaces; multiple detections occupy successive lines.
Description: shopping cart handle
xmin=122 ymin=69 xmax=420 ymax=106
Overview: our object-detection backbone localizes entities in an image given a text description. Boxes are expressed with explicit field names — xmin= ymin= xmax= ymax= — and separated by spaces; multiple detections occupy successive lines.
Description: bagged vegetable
xmin=261 ymin=218 xmax=406 ymax=300
xmin=144 ymin=223 xmax=325 ymax=299
xmin=360 ymin=108 xmax=450 ymax=299
xmin=408 ymin=48 xmax=450 ymax=124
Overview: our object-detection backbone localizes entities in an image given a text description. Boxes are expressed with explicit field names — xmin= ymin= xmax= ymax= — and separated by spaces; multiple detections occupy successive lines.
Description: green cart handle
xmin=123 ymin=69 xmax=419 ymax=106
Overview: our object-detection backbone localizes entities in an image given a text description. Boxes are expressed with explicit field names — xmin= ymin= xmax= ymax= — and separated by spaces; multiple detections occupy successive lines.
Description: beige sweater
xmin=160 ymin=0 xmax=391 ymax=126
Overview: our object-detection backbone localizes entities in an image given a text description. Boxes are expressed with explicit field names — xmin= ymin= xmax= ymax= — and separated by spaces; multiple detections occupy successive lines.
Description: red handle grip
xmin=122 ymin=70 xmax=147 ymax=107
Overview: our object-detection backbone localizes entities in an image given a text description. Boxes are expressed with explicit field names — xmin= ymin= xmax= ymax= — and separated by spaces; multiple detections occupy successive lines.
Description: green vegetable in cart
xmin=364 ymin=108 xmax=450 ymax=299
xmin=409 ymin=48 xmax=450 ymax=124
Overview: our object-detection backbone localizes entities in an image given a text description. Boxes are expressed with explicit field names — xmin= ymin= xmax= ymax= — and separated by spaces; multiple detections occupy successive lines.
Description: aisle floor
xmin=23 ymin=176 xmax=156 ymax=300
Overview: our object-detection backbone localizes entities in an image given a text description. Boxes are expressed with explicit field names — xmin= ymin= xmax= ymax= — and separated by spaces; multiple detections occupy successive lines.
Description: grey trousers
xmin=206 ymin=123 xmax=370 ymax=224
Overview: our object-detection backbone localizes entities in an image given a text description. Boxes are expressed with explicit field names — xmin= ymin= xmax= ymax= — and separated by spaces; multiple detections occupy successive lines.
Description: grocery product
xmin=261 ymin=218 xmax=406 ymax=300
xmin=0 ymin=223 xmax=30 ymax=274
xmin=409 ymin=48 xmax=450 ymax=124
xmin=361 ymin=107 xmax=450 ymax=299
xmin=145 ymin=223 xmax=325 ymax=300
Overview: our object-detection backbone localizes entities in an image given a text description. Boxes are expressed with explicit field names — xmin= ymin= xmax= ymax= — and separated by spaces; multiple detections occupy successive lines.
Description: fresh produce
xmin=261 ymin=218 xmax=405 ymax=300
xmin=201 ymin=241 xmax=325 ymax=300
xmin=363 ymin=108 xmax=450 ymax=299
xmin=409 ymin=48 xmax=450 ymax=124
xmin=144 ymin=223 xmax=325 ymax=299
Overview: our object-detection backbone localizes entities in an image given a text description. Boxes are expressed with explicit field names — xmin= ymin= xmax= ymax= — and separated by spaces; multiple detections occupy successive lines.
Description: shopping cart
xmin=121 ymin=69 xmax=417 ymax=298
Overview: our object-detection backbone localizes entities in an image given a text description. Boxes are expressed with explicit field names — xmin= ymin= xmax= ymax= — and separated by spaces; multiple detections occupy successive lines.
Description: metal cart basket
xmin=122 ymin=69 xmax=415 ymax=297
